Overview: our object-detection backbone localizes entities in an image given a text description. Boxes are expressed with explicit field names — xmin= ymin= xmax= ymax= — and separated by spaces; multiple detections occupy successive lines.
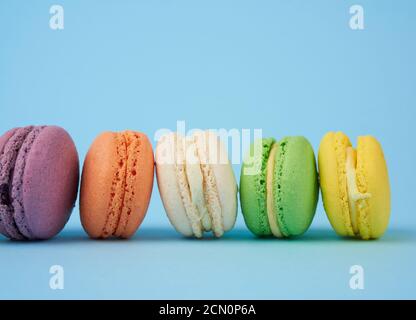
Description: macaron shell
xmin=157 ymin=131 xmax=237 ymax=237
xmin=240 ymin=138 xmax=275 ymax=236
xmin=12 ymin=126 xmax=45 ymax=238
xmin=202 ymin=131 xmax=237 ymax=232
xmin=175 ymin=133 xmax=204 ymax=237
xmin=193 ymin=130 xmax=235 ymax=236
xmin=274 ymin=136 xmax=318 ymax=236
xmin=22 ymin=126 xmax=79 ymax=239
xmin=356 ymin=136 xmax=390 ymax=239
xmin=80 ymin=132 xmax=122 ymax=238
xmin=116 ymin=132 xmax=154 ymax=238
xmin=318 ymin=132 xmax=355 ymax=237
xmin=155 ymin=133 xmax=193 ymax=237
xmin=0 ymin=126 xmax=34 ymax=240
xmin=0 ymin=128 xmax=18 ymax=237
xmin=0 ymin=128 xmax=18 ymax=154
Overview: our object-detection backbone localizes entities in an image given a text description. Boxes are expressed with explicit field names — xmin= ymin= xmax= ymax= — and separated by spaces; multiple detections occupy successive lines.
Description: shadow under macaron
xmin=0 ymin=226 xmax=413 ymax=244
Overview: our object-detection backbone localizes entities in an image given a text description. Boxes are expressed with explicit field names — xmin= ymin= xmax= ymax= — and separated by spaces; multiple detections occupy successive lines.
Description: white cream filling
xmin=194 ymin=131 xmax=224 ymax=237
xmin=266 ymin=143 xmax=283 ymax=238
xmin=185 ymin=138 xmax=212 ymax=232
xmin=345 ymin=147 xmax=371 ymax=234
xmin=174 ymin=132 xmax=224 ymax=237
xmin=174 ymin=134 xmax=203 ymax=238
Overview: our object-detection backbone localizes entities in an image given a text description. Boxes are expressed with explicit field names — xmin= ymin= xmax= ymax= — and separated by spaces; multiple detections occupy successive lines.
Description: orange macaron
xmin=80 ymin=130 xmax=154 ymax=239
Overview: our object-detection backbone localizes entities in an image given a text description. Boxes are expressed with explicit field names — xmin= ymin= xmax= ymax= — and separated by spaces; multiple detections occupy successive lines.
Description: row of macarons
xmin=0 ymin=125 xmax=390 ymax=241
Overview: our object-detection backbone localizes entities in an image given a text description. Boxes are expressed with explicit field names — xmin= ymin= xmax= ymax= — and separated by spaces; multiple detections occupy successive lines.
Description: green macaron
xmin=240 ymin=136 xmax=318 ymax=237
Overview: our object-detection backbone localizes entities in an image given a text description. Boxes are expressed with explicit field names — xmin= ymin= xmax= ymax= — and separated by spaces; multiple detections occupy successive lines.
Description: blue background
xmin=0 ymin=0 xmax=415 ymax=299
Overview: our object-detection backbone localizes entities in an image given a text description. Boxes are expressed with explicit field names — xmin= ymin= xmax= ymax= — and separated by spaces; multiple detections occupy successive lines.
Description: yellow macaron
xmin=318 ymin=132 xmax=390 ymax=239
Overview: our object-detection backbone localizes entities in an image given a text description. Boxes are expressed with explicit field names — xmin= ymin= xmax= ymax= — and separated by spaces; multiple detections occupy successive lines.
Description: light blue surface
xmin=0 ymin=0 xmax=415 ymax=299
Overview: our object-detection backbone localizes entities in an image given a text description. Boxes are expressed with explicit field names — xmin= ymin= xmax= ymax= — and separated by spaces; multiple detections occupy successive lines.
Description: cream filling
xmin=266 ymin=143 xmax=283 ymax=238
xmin=194 ymin=132 xmax=224 ymax=237
xmin=185 ymin=138 xmax=212 ymax=231
xmin=174 ymin=134 xmax=203 ymax=238
xmin=175 ymin=132 xmax=224 ymax=237
xmin=345 ymin=147 xmax=371 ymax=234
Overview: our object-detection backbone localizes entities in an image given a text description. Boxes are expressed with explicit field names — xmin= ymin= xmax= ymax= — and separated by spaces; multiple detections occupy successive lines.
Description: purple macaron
xmin=0 ymin=125 xmax=79 ymax=240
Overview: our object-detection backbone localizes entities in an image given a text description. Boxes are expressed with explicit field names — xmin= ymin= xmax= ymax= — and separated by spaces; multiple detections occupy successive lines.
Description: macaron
xmin=0 ymin=125 xmax=79 ymax=240
xmin=318 ymin=132 xmax=390 ymax=239
xmin=155 ymin=131 xmax=237 ymax=238
xmin=240 ymin=136 xmax=318 ymax=237
xmin=80 ymin=130 xmax=154 ymax=239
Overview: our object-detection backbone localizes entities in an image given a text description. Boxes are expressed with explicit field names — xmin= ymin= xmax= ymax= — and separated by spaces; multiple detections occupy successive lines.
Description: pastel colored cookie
xmin=240 ymin=136 xmax=318 ymax=237
xmin=0 ymin=126 xmax=79 ymax=240
xmin=318 ymin=132 xmax=390 ymax=239
xmin=155 ymin=131 xmax=237 ymax=238
xmin=80 ymin=130 xmax=154 ymax=239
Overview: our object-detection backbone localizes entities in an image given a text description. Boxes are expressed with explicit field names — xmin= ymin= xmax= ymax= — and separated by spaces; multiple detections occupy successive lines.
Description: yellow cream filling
xmin=266 ymin=143 xmax=283 ymax=238
xmin=345 ymin=147 xmax=371 ymax=234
